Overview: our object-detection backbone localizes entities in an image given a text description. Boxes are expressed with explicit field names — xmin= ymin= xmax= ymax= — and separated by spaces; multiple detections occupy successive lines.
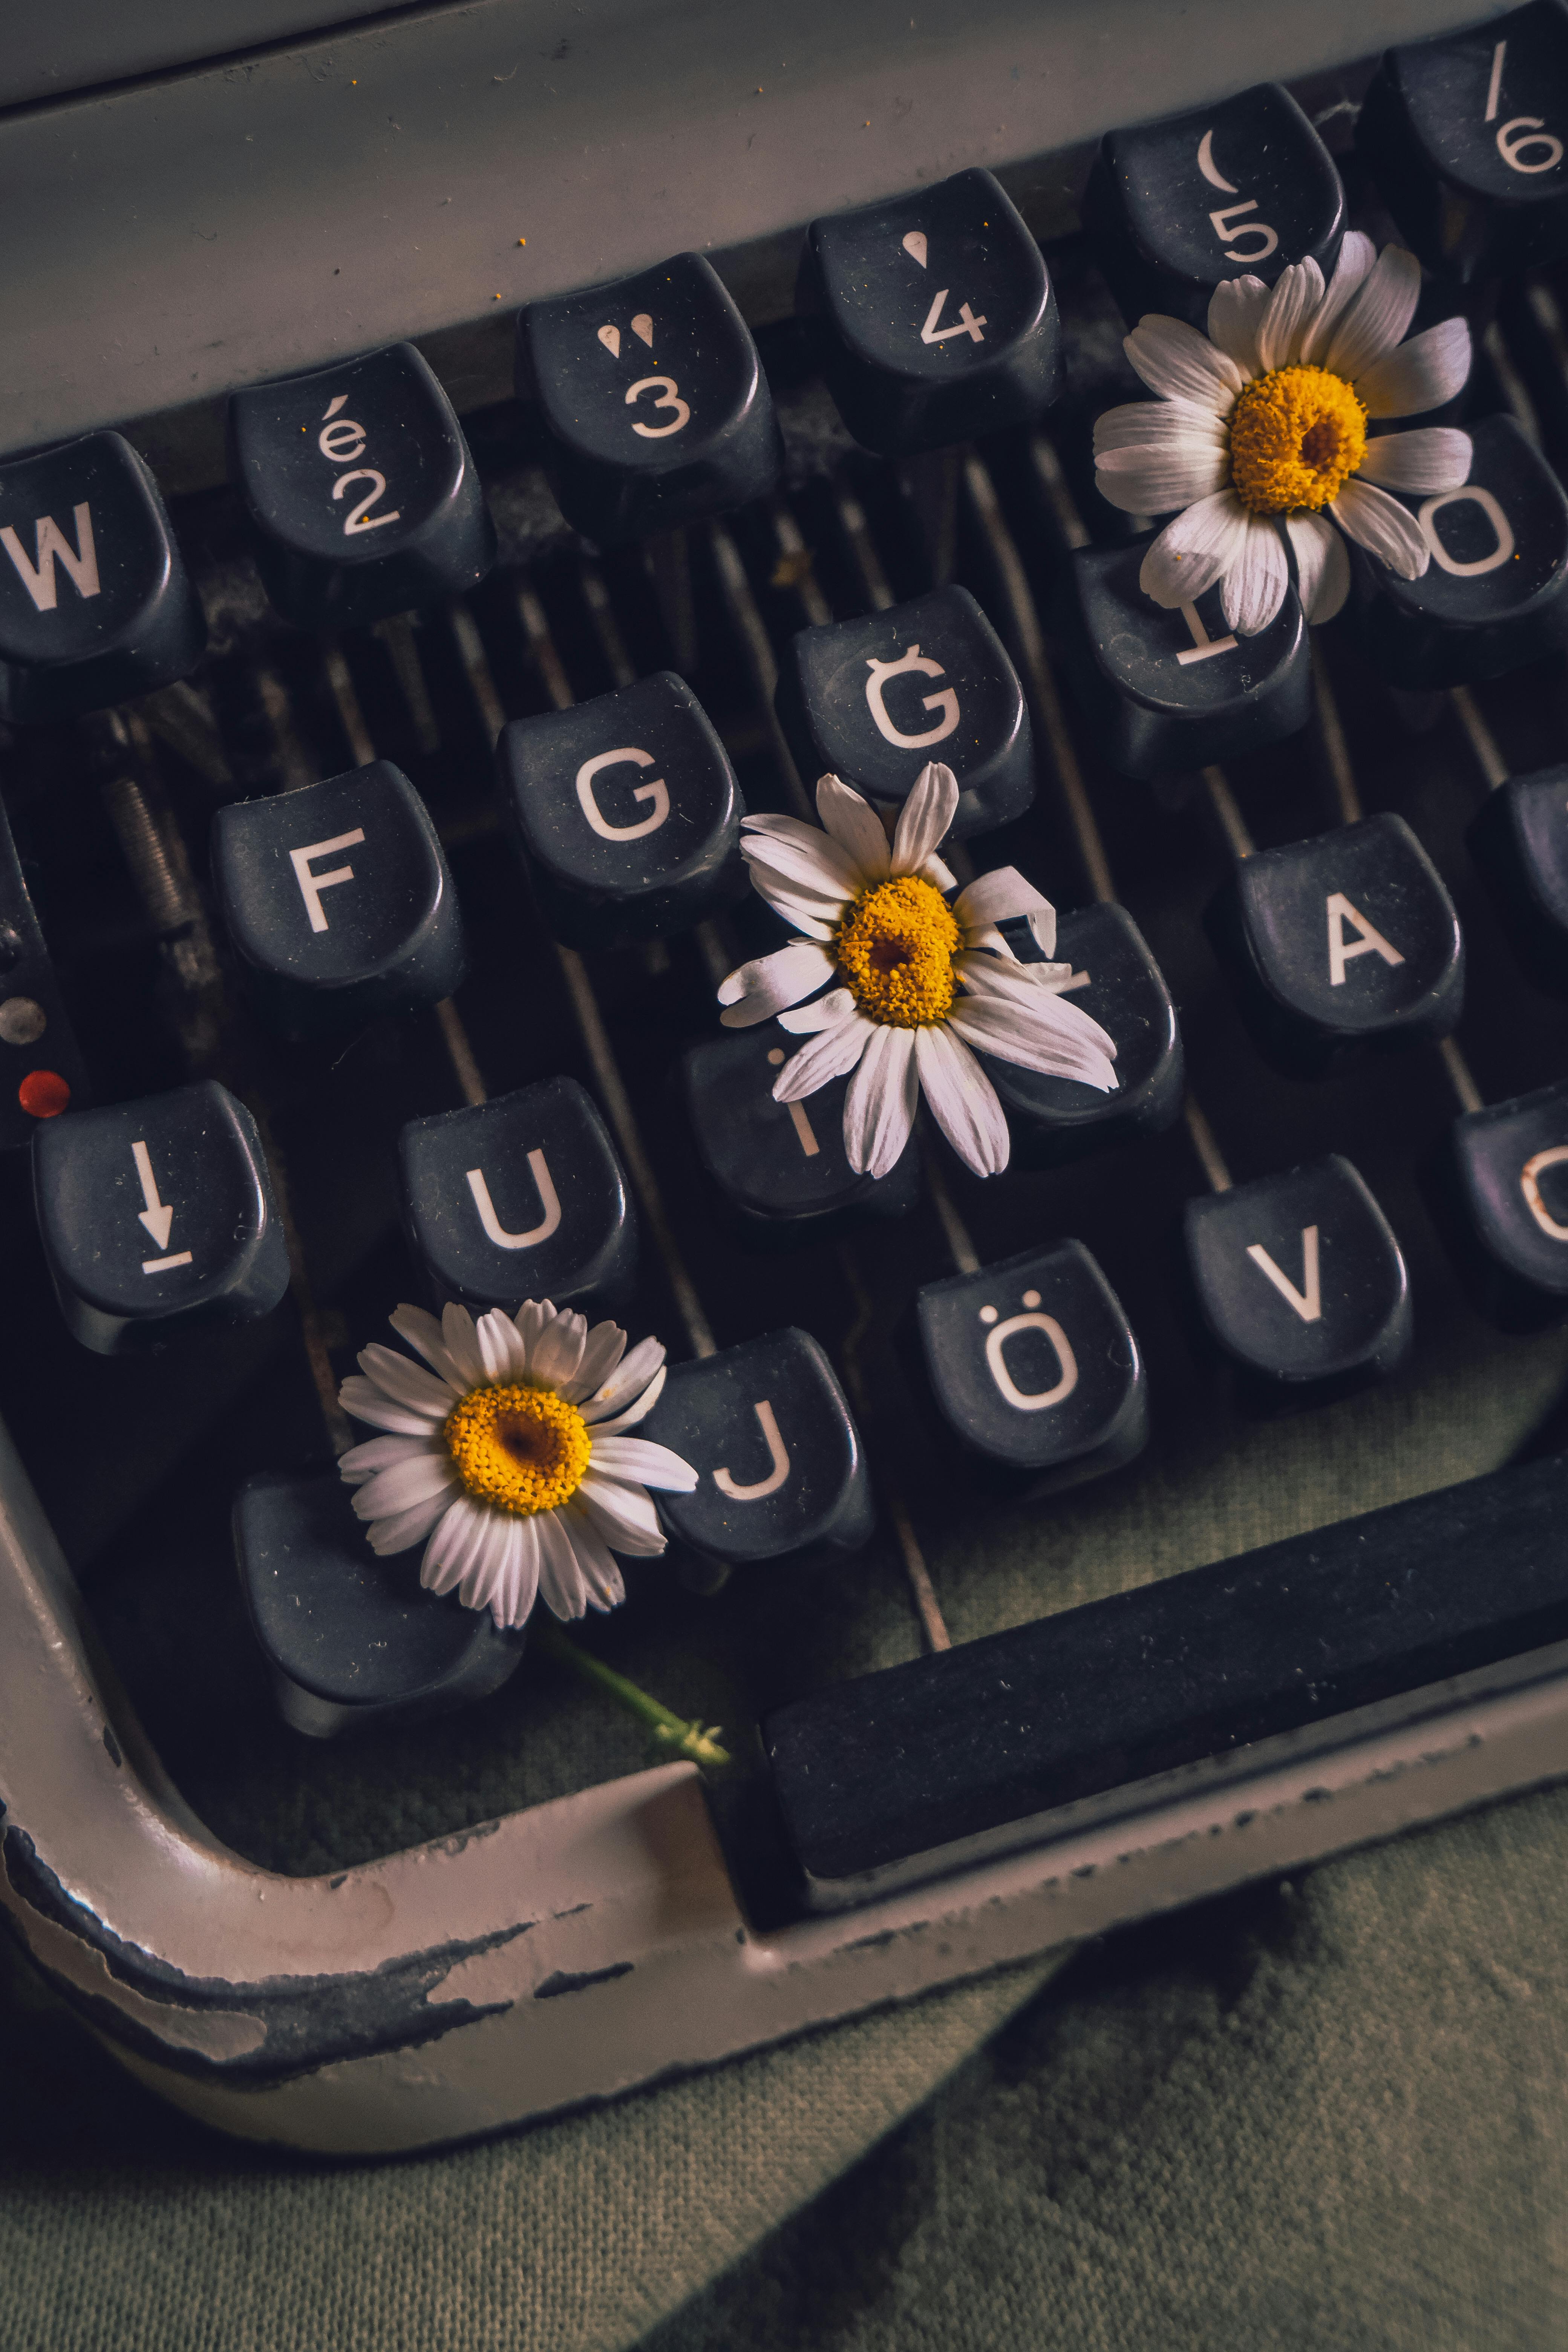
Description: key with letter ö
xmin=798 ymin=166 xmax=1062 ymax=456
xmin=681 ymin=1024 xmax=919 ymax=1242
xmin=1469 ymin=760 xmax=1568 ymax=996
xmin=637 ymin=1329 xmax=873 ymax=1574
xmin=1057 ymin=536 xmax=1310 ymax=779
xmin=399 ymin=1077 xmax=636 ymax=1315
xmin=1184 ymin=1155 xmax=1412 ymax=1403
xmin=496 ymin=672 xmax=744 ymax=948
xmin=1346 ymin=415 xmax=1568 ymax=690
xmin=33 ymin=1078 xmax=288 ymax=1354
xmin=1206 ymin=814 xmax=1465 ymax=1079
xmin=517 ymin=253 xmax=782 ymax=545
xmin=1431 ymin=1077 xmax=1568 ymax=1328
xmin=1082 ymin=83 xmax=1345 ymax=331
xmin=211 ymin=760 xmax=466 ymax=1040
xmin=1359 ymin=2 xmax=1568 ymax=283
xmin=916 ymin=1240 xmax=1147 ymax=1496
xmin=778 ymin=586 xmax=1031 ymax=840
xmin=227 ymin=343 xmax=496 ymax=629
xmin=0 ymin=433 xmax=205 ymax=723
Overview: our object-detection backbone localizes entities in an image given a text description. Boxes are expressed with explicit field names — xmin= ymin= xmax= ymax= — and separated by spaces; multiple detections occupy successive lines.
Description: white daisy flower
xmin=1093 ymin=234 xmax=1473 ymax=634
xmin=716 ymin=760 xmax=1118 ymax=1180
xmin=336 ymin=1298 xmax=698 ymax=1631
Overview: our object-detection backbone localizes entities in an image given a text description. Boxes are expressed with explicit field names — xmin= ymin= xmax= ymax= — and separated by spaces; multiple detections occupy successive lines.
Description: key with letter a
xmin=1205 ymin=813 xmax=1464 ymax=1078
xmin=32 ymin=1079 xmax=288 ymax=1355
xmin=211 ymin=760 xmax=466 ymax=1040
xmin=0 ymin=432 xmax=206 ymax=723
xmin=1183 ymin=1155 xmax=1412 ymax=1403
xmin=638 ymin=1329 xmax=873 ymax=1575
xmin=398 ymin=1077 xmax=637 ymax=1315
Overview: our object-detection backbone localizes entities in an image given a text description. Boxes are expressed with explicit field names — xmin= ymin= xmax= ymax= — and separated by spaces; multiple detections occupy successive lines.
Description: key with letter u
xmin=32 ymin=1079 xmax=288 ymax=1355
xmin=0 ymin=432 xmax=206 ymax=723
xmin=211 ymin=760 xmax=466 ymax=1040
xmin=777 ymin=586 xmax=1032 ymax=840
xmin=638 ymin=1329 xmax=873 ymax=1574
xmin=398 ymin=1077 xmax=637 ymax=1315
xmin=496 ymin=672 xmax=745 ymax=948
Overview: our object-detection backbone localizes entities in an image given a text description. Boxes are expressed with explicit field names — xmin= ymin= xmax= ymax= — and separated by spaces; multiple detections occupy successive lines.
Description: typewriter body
xmin=8 ymin=0 xmax=1568 ymax=2156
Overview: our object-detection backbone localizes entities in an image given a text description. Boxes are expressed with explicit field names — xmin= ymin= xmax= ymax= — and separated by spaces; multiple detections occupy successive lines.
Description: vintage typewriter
xmin=8 ymin=0 xmax=1568 ymax=2156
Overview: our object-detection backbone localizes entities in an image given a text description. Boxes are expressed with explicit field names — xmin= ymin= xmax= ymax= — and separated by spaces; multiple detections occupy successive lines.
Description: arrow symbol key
xmin=131 ymin=1136 xmax=190 ymax=1271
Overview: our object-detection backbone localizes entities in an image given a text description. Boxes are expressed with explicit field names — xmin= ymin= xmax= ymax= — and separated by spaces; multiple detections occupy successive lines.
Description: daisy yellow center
xmin=835 ymin=874 xmax=962 ymax=1029
xmin=1228 ymin=365 xmax=1367 ymax=514
xmin=443 ymin=1382 xmax=591 ymax=1516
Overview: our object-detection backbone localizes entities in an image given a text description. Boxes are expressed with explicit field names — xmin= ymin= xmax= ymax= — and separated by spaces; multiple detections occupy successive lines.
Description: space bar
xmin=764 ymin=1452 xmax=1568 ymax=1911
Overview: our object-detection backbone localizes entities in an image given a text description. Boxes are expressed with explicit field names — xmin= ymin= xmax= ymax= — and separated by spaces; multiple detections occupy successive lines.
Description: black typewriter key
xmin=1469 ymin=763 xmax=1568 ymax=995
xmin=33 ymin=1078 xmax=288 ymax=1355
xmin=517 ymin=251 xmax=782 ymax=545
xmin=1358 ymin=2 xmax=1568 ymax=282
xmin=639 ymin=1329 xmax=874 ymax=1571
xmin=1347 ymin=414 xmax=1568 ymax=689
xmin=916 ymin=1240 xmax=1147 ymax=1494
xmin=680 ymin=1022 xmax=918 ymax=1242
xmin=227 ymin=342 xmax=496 ymax=630
xmin=1082 ymin=83 xmax=1344 ymax=331
xmin=976 ymin=903 xmax=1184 ymax=1168
xmin=235 ymin=1469 xmax=525 ymax=1738
xmin=798 ymin=166 xmax=1062 ymax=456
xmin=398 ymin=1076 xmax=636 ymax=1314
xmin=496 ymin=671 xmax=744 ymax=948
xmin=0 ymin=432 xmax=205 ymax=723
xmin=0 ymin=795 xmax=89 ymax=1150
xmin=1058 ymin=536 xmax=1310 ymax=781
xmin=1184 ymin=1154 xmax=1412 ymax=1398
xmin=777 ymin=586 xmax=1031 ymax=840
xmin=1433 ymin=1078 xmax=1568 ymax=1326
xmin=1207 ymin=813 xmax=1464 ymax=1078
xmin=211 ymin=759 xmax=466 ymax=1040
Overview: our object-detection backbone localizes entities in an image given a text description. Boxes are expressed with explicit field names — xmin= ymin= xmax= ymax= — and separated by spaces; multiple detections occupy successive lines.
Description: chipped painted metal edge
xmin=6 ymin=1406 xmax=1568 ymax=2155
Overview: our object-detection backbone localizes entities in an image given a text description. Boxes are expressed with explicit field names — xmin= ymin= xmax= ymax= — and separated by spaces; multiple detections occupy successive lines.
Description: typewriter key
xmin=1469 ymin=762 xmax=1568 ymax=996
xmin=1431 ymin=1078 xmax=1568 ymax=1328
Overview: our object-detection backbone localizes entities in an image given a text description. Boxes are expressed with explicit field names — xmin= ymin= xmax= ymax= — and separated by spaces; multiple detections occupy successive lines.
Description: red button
xmin=18 ymin=1069 xmax=70 ymax=1119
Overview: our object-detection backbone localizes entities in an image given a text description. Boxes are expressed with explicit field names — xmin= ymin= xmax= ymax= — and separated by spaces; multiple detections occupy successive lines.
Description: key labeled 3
xmin=33 ymin=1079 xmax=288 ymax=1355
xmin=228 ymin=343 xmax=495 ymax=629
xmin=211 ymin=760 xmax=466 ymax=1040
xmin=778 ymin=586 xmax=1032 ymax=840
xmin=799 ymin=166 xmax=1062 ymax=455
xmin=639 ymin=1329 xmax=873 ymax=1571
xmin=518 ymin=252 xmax=782 ymax=544
xmin=497 ymin=672 xmax=744 ymax=948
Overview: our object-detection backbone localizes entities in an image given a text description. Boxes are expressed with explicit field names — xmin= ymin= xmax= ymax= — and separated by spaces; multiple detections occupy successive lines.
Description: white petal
xmin=576 ymin=1472 xmax=669 ymax=1555
xmin=914 ymin=1024 xmax=1009 ymax=1177
xmin=1123 ymin=314 xmax=1244 ymax=409
xmin=717 ymin=941 xmax=836 ymax=1027
xmin=421 ymin=1495 xmax=491 ymax=1594
xmin=843 ymin=1023 xmax=919 ymax=1179
xmin=1206 ymin=274 xmax=1272 ymax=375
xmin=366 ymin=1491 xmax=452 ymax=1556
xmin=512 ymin=1300 xmax=548 ymax=1364
xmin=587 ymin=1363 xmax=669 ymax=1437
xmin=355 ymin=1343 xmax=454 ymax=1418
xmin=739 ymin=818 xmax=863 ymax=897
xmin=388 ymin=1304 xmax=468 ymax=1392
xmin=771 ymin=1011 xmax=874 ymax=1099
xmin=582 ymin=1333 xmax=666 ymax=1422
xmin=955 ymin=951 xmax=1081 ymax=1006
xmin=339 ymin=1432 xmax=442 ymax=1484
xmin=1324 ymin=243 xmax=1421 ymax=384
xmin=478 ymin=1516 xmax=541 ymax=1629
xmin=1220 ymin=512 xmax=1290 ymax=637
xmin=890 ymin=761 xmax=959 ymax=875
xmin=559 ymin=1509 xmax=627 ymax=1612
xmin=815 ymin=773 xmax=890 ymax=882
xmin=1357 ymin=426 xmax=1472 ymax=493
xmin=475 ymin=1306 xmax=527 ymax=1384
xmin=954 ymin=867 xmax=1057 ymax=956
xmin=539 ymin=1514 xmax=593 ymax=1618
xmin=589 ymin=1436 xmax=699 ymax=1491
xmin=1138 ymin=489 xmax=1251 ymax=609
xmin=1256 ymin=256 xmax=1324 ymax=372
xmin=1298 ymin=230 xmax=1376 ymax=367
xmin=337 ymin=1376 xmax=445 ymax=1438
xmin=439 ymin=1303 xmax=485 ymax=1389
xmin=778 ymin=985 xmax=859 ymax=1035
xmin=1355 ymin=317 xmax=1472 ymax=420
xmin=529 ymin=1306 xmax=588 ymax=1392
xmin=1284 ymin=512 xmax=1351 ymax=625
xmin=1095 ymin=442 xmax=1228 ymax=515
xmin=917 ymin=852 xmax=958 ymax=892
xmin=1093 ymin=399 xmax=1228 ymax=455
xmin=562 ymin=1318 xmax=627 ymax=1404
xmin=948 ymin=986 xmax=1118 ymax=1090
xmin=350 ymin=1451 xmax=460 ymax=1522
xmin=1331 ymin=477 xmax=1429 ymax=580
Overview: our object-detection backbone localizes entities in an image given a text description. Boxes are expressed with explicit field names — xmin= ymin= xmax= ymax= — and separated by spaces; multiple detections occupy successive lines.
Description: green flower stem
xmin=535 ymin=1619 xmax=732 ymax=1770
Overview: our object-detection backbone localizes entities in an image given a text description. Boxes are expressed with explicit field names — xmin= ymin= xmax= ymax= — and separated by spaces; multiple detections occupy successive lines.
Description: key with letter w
xmin=0 ymin=505 xmax=100 ymax=612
